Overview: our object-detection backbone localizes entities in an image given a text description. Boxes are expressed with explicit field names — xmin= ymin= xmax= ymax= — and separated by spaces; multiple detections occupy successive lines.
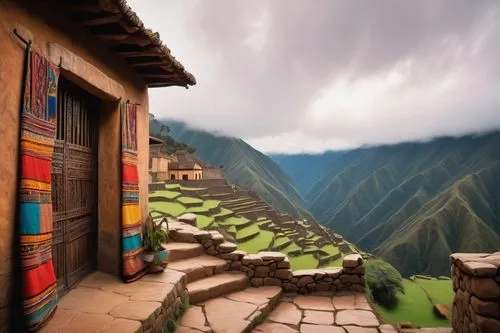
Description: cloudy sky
xmin=129 ymin=0 xmax=500 ymax=154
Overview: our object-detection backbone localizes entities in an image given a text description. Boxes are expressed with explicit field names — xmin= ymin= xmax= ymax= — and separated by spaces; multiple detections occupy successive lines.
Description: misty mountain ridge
xmin=273 ymin=131 xmax=500 ymax=277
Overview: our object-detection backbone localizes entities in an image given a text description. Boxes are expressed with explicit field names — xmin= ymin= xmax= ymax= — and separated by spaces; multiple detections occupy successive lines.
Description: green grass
xmin=149 ymin=190 xmax=182 ymax=200
xmin=373 ymin=279 xmax=451 ymax=328
xmin=213 ymin=207 xmax=233 ymax=218
xmin=187 ymin=199 xmax=220 ymax=213
xmin=304 ymin=246 xmax=319 ymax=254
xmin=289 ymin=254 xmax=318 ymax=270
xmin=150 ymin=211 xmax=163 ymax=218
xmin=220 ymin=216 xmax=250 ymax=226
xmin=149 ymin=201 xmax=186 ymax=217
xmin=227 ymin=225 xmax=237 ymax=234
xmin=273 ymin=236 xmax=291 ymax=247
xmin=236 ymin=225 xmax=260 ymax=240
xmin=320 ymin=244 xmax=340 ymax=256
xmin=237 ymin=230 xmax=274 ymax=253
xmin=415 ymin=278 xmax=453 ymax=306
xmin=195 ymin=215 xmax=215 ymax=229
xmin=280 ymin=242 xmax=301 ymax=254
xmin=257 ymin=217 xmax=267 ymax=221
xmin=177 ymin=196 xmax=203 ymax=205
xmin=165 ymin=184 xmax=180 ymax=189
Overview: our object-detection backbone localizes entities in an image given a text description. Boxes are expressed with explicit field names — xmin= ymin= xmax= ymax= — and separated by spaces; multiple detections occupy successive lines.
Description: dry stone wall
xmin=451 ymin=252 xmax=500 ymax=333
xmin=166 ymin=218 xmax=366 ymax=295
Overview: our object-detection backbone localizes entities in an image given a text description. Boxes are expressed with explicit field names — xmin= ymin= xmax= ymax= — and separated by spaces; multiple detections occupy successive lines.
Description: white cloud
xmin=128 ymin=0 xmax=500 ymax=154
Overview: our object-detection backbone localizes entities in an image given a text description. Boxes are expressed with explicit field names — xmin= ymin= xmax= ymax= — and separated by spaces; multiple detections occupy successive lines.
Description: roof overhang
xmin=67 ymin=0 xmax=196 ymax=88
xmin=149 ymin=136 xmax=164 ymax=144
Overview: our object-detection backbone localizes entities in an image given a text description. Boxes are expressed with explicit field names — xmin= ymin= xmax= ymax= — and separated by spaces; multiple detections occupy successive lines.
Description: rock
xmin=293 ymin=295 xmax=335 ymax=311
xmin=255 ymin=323 xmax=298 ymax=333
xmin=267 ymin=302 xmax=302 ymax=326
xmin=283 ymin=283 xmax=298 ymax=293
xmin=264 ymin=277 xmax=282 ymax=286
xmin=193 ymin=230 xmax=211 ymax=241
xmin=344 ymin=327 xmax=379 ymax=333
xmin=323 ymin=268 xmax=342 ymax=278
xmin=343 ymin=254 xmax=363 ymax=268
xmin=462 ymin=261 xmax=498 ymax=277
xmin=475 ymin=314 xmax=500 ymax=333
xmin=206 ymin=247 xmax=217 ymax=256
xmin=297 ymin=276 xmax=314 ymax=287
xmin=222 ymin=250 xmax=247 ymax=261
xmin=250 ymin=278 xmax=264 ymax=287
xmin=433 ymin=304 xmax=450 ymax=319
xmin=302 ymin=310 xmax=334 ymax=325
xmin=254 ymin=266 xmax=270 ymax=278
xmin=340 ymin=274 xmax=360 ymax=284
xmin=176 ymin=230 xmax=196 ymax=243
xmin=277 ymin=258 xmax=290 ymax=269
xmin=275 ymin=269 xmax=292 ymax=280
xmin=300 ymin=324 xmax=345 ymax=333
xmin=471 ymin=278 xmax=500 ymax=299
xmin=178 ymin=213 xmax=197 ymax=226
xmin=471 ymin=295 xmax=500 ymax=317
xmin=398 ymin=322 xmax=413 ymax=329
xmin=258 ymin=252 xmax=286 ymax=261
xmin=242 ymin=254 xmax=264 ymax=266
xmin=316 ymin=282 xmax=331 ymax=291
xmin=230 ymin=261 xmax=242 ymax=270
xmin=219 ymin=242 xmax=237 ymax=254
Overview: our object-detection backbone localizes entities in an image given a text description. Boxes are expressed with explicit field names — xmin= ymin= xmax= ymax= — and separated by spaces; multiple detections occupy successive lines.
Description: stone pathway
xmin=254 ymin=292 xmax=394 ymax=333
xmin=39 ymin=269 xmax=187 ymax=333
xmin=177 ymin=286 xmax=283 ymax=333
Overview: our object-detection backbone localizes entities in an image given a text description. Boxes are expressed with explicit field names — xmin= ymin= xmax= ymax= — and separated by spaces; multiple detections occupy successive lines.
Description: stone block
xmin=178 ymin=213 xmax=197 ymax=226
xmin=471 ymin=278 xmax=499 ymax=299
xmin=283 ymin=283 xmax=298 ymax=293
xmin=251 ymin=278 xmax=264 ymax=287
xmin=254 ymin=266 xmax=270 ymax=278
xmin=264 ymin=277 xmax=282 ymax=286
xmin=242 ymin=254 xmax=264 ymax=266
xmin=258 ymin=251 xmax=286 ymax=261
xmin=463 ymin=261 xmax=498 ymax=277
xmin=277 ymin=258 xmax=290 ymax=269
xmin=343 ymin=254 xmax=363 ymax=268
xmin=471 ymin=295 xmax=499 ymax=317
xmin=298 ymin=276 xmax=314 ymax=287
xmin=275 ymin=269 xmax=293 ymax=280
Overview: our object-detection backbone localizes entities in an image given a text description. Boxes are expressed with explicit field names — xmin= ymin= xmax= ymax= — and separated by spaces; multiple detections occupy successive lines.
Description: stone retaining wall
xmin=451 ymin=252 xmax=500 ymax=333
xmin=167 ymin=218 xmax=366 ymax=295
xmin=223 ymin=251 xmax=365 ymax=294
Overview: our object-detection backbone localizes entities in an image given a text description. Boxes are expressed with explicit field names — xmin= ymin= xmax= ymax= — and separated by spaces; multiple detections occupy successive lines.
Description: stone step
xmin=163 ymin=242 xmax=205 ymax=262
xmin=187 ymin=272 xmax=249 ymax=304
xmin=168 ymin=255 xmax=228 ymax=283
xmin=178 ymin=286 xmax=282 ymax=333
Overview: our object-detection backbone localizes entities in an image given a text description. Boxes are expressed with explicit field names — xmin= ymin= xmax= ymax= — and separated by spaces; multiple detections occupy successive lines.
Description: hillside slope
xmin=272 ymin=132 xmax=500 ymax=276
xmin=150 ymin=119 xmax=314 ymax=221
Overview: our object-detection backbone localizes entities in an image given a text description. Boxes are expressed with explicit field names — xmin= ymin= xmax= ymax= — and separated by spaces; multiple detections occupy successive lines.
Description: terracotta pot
xmin=143 ymin=247 xmax=169 ymax=274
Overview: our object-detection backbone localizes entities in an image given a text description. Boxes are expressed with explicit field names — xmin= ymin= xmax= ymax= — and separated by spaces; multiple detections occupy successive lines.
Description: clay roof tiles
xmin=69 ymin=0 xmax=196 ymax=88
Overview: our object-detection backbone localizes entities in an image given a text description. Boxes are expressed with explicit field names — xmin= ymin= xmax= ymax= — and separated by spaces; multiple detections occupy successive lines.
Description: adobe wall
xmin=451 ymin=253 xmax=500 ymax=333
xmin=0 ymin=1 xmax=150 ymax=327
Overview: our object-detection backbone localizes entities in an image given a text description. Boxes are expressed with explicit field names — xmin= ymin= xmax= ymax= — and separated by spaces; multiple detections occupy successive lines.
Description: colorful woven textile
xmin=121 ymin=102 xmax=146 ymax=282
xmin=18 ymin=49 xmax=60 ymax=330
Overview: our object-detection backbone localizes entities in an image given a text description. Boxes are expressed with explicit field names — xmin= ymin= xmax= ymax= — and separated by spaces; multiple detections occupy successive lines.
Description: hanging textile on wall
xmin=121 ymin=102 xmax=146 ymax=282
xmin=18 ymin=47 xmax=60 ymax=330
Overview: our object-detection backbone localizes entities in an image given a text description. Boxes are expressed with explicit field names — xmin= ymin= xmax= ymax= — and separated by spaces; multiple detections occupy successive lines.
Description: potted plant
xmin=143 ymin=214 xmax=169 ymax=273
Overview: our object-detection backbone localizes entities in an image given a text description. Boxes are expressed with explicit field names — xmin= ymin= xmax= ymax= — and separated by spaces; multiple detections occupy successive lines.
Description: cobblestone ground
xmin=254 ymin=292 xmax=452 ymax=333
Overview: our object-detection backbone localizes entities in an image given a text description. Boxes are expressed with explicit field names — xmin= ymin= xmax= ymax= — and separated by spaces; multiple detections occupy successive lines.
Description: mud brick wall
xmin=451 ymin=253 xmax=500 ymax=333
xmin=224 ymin=251 xmax=365 ymax=294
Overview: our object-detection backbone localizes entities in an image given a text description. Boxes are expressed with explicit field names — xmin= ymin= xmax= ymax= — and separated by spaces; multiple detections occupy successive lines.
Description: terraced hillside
xmin=151 ymin=119 xmax=314 ymax=221
xmin=148 ymin=182 xmax=359 ymax=270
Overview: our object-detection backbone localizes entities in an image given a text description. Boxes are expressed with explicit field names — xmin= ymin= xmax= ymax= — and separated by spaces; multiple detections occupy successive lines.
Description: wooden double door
xmin=51 ymin=77 xmax=99 ymax=295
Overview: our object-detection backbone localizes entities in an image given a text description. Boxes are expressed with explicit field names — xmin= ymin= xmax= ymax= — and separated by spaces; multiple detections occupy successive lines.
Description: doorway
xmin=51 ymin=77 xmax=98 ymax=295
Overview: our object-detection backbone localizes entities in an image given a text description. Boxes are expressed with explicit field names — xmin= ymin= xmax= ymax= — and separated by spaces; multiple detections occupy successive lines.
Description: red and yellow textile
xmin=121 ymin=102 xmax=146 ymax=282
xmin=18 ymin=49 xmax=60 ymax=330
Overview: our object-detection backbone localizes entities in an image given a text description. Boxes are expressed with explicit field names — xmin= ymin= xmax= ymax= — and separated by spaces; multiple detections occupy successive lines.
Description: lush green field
xmin=374 ymin=277 xmax=452 ymax=328
xmin=289 ymin=254 xmax=319 ymax=270
xmin=236 ymin=224 xmax=260 ymax=240
xmin=237 ymin=230 xmax=274 ymax=253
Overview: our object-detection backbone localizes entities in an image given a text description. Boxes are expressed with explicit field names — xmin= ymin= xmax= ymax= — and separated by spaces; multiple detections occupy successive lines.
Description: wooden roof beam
xmin=82 ymin=13 xmax=123 ymax=26
xmin=115 ymin=49 xmax=161 ymax=57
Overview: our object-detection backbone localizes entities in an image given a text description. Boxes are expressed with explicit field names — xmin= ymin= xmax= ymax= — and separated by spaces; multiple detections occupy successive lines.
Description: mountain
xmin=272 ymin=132 xmax=500 ymax=277
xmin=150 ymin=119 xmax=314 ymax=221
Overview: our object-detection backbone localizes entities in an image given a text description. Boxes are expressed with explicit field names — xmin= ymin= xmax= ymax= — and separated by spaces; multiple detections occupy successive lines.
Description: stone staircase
xmin=165 ymin=242 xmax=249 ymax=304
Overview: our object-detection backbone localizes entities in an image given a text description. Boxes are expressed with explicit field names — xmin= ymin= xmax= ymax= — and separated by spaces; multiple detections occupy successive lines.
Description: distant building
xmin=168 ymin=150 xmax=204 ymax=180
xmin=149 ymin=136 xmax=172 ymax=182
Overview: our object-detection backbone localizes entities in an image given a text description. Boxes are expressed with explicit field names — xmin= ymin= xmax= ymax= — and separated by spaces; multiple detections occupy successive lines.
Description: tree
xmin=365 ymin=259 xmax=405 ymax=308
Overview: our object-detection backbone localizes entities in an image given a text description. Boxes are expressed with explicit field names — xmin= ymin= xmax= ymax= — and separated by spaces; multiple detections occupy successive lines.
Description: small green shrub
xmin=365 ymin=259 xmax=404 ymax=309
